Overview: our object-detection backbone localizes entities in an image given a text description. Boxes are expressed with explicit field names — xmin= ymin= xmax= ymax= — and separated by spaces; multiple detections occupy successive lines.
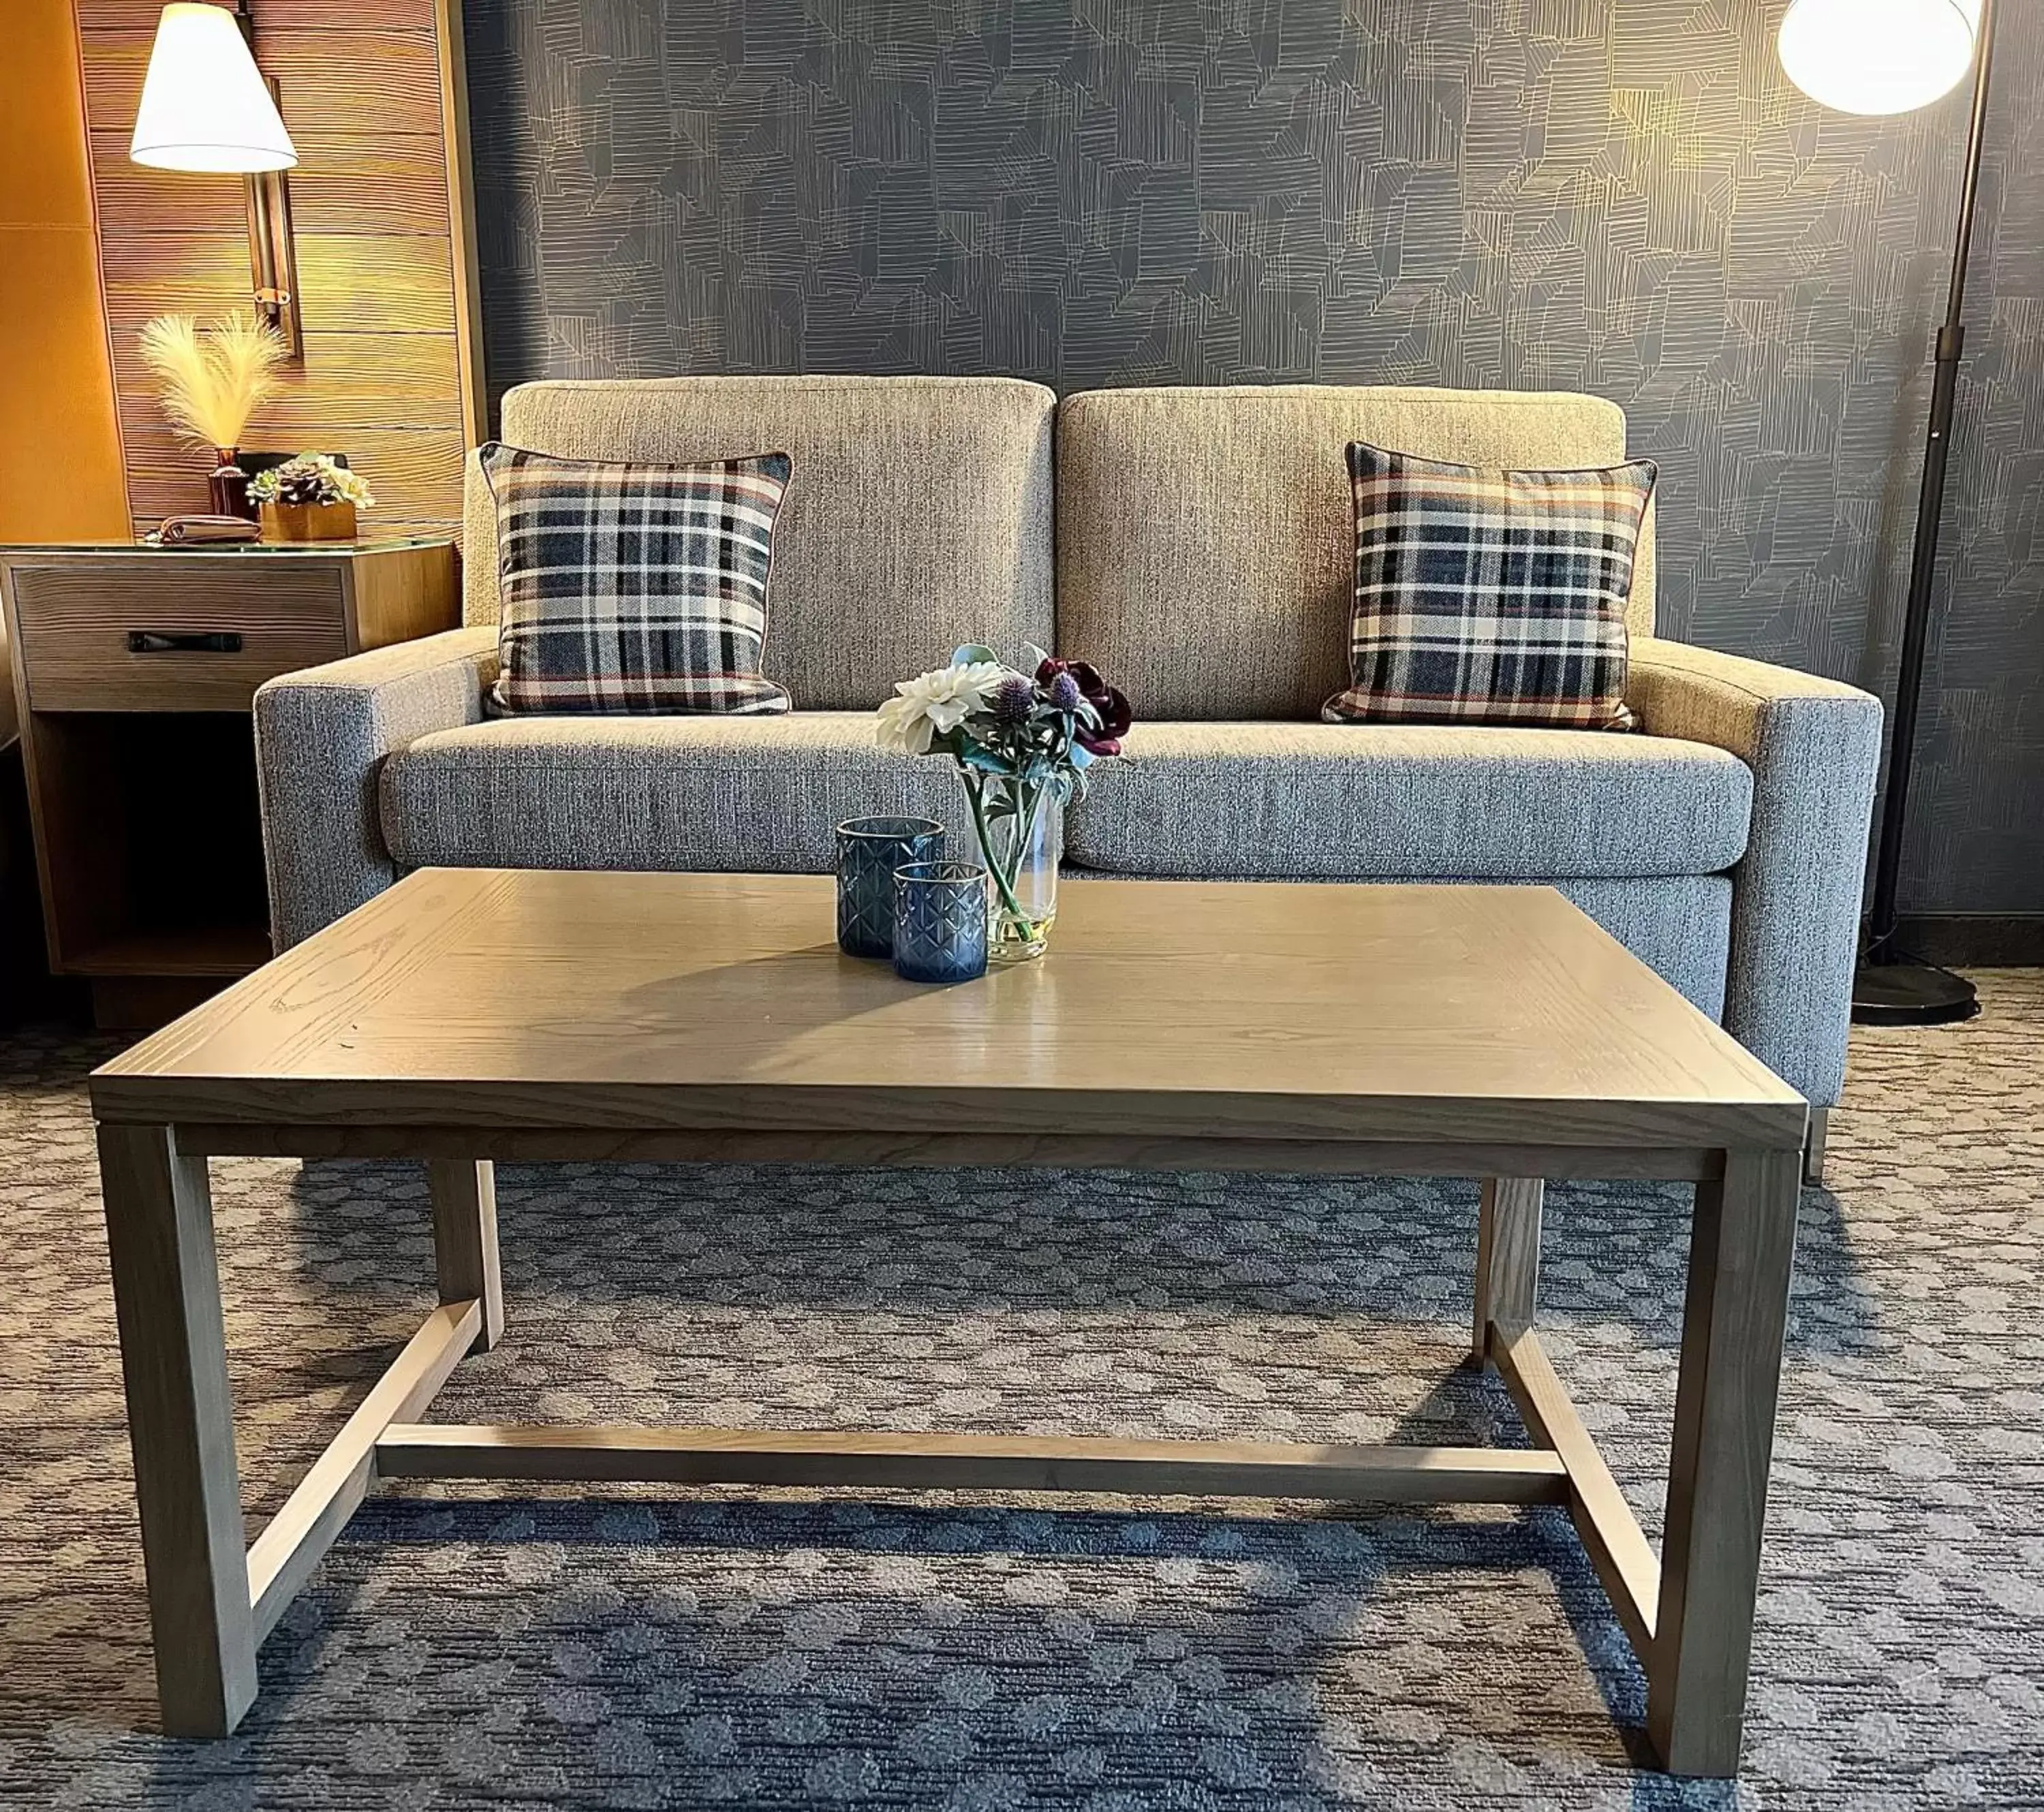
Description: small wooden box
xmin=0 ymin=537 xmax=458 ymax=1025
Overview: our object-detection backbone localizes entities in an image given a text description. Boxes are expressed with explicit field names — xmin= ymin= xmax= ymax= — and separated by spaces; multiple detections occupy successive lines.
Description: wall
xmin=75 ymin=0 xmax=476 ymax=540
xmin=463 ymin=0 xmax=2044 ymax=918
xmin=0 ymin=0 xmax=129 ymax=551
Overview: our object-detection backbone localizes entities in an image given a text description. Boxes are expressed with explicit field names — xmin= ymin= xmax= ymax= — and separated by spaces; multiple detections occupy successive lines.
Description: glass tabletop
xmin=1 ymin=534 xmax=451 ymax=555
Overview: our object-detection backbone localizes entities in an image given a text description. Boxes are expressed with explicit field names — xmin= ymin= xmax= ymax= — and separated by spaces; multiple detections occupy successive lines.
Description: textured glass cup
xmin=892 ymin=861 xmax=989 ymax=984
xmin=836 ymin=817 xmax=945 ymax=958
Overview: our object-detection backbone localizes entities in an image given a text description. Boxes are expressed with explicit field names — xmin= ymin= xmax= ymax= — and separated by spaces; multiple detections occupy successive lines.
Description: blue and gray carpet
xmin=1 ymin=975 xmax=2040 ymax=1809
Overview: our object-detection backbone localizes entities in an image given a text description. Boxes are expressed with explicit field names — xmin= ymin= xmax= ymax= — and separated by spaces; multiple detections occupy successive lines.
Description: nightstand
xmin=0 ymin=538 xmax=458 ymax=1026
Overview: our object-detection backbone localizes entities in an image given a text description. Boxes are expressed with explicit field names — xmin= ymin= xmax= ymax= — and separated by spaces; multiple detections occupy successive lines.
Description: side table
xmin=0 ymin=538 xmax=456 ymax=1025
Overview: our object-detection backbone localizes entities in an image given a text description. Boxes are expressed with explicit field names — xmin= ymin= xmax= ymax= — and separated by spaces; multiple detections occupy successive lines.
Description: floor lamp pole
xmin=1853 ymin=0 xmax=1996 ymax=1027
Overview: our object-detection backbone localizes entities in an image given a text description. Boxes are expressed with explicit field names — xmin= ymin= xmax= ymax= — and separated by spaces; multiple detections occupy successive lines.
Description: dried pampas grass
xmin=138 ymin=311 xmax=287 ymax=452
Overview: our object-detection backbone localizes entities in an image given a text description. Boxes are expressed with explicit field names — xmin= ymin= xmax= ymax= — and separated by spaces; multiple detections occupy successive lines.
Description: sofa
xmin=253 ymin=375 xmax=1883 ymax=1167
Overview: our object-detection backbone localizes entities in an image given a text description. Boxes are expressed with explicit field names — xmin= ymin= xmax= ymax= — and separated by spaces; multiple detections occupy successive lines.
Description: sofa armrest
xmin=1627 ymin=636 xmax=1882 ymax=1107
xmin=254 ymin=625 xmax=498 ymax=950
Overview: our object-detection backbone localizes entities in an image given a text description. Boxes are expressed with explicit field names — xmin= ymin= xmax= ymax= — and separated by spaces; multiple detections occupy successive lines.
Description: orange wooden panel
xmin=119 ymin=420 xmax=466 ymax=525
xmin=76 ymin=2 xmax=471 ymax=534
xmin=0 ymin=229 xmax=131 ymax=544
xmin=0 ymin=0 xmax=127 ymax=546
xmin=82 ymin=30 xmax=445 ymax=142
xmin=2 ymin=0 xmax=99 ymax=226
xmin=91 ymin=131 xmax=453 ymax=238
xmin=79 ymin=0 xmax=440 ymax=28
xmin=103 ymin=234 xmax=459 ymax=337
xmin=111 ymin=330 xmax=465 ymax=437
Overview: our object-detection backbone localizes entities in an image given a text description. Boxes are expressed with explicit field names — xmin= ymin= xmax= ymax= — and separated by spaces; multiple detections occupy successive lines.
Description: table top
xmin=0 ymin=536 xmax=450 ymax=560
xmin=91 ymin=870 xmax=1806 ymax=1152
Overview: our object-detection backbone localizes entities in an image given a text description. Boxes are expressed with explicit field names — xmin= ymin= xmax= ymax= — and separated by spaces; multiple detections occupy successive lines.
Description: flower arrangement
xmin=878 ymin=644 xmax=1133 ymax=960
xmin=137 ymin=311 xmax=286 ymax=454
xmin=248 ymin=454 xmax=375 ymax=510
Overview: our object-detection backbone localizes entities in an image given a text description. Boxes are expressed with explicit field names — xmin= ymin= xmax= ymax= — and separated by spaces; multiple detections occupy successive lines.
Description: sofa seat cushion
xmin=1065 ymin=721 xmax=1752 ymax=879
xmin=380 ymin=713 xmax=968 ymax=873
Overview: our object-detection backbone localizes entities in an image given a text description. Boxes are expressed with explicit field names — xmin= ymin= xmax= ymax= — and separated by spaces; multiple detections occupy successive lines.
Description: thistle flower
xmin=1048 ymin=672 xmax=1082 ymax=713
xmin=1037 ymin=656 xmax=1132 ymax=755
xmin=991 ymin=675 xmax=1035 ymax=723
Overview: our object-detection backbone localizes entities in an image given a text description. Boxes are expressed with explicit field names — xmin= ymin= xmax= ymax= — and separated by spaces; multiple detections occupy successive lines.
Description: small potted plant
xmin=249 ymin=454 xmax=375 ymax=542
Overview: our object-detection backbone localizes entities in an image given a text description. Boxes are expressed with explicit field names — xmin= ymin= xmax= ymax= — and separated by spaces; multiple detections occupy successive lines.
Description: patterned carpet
xmin=1 ymin=976 xmax=2041 ymax=1810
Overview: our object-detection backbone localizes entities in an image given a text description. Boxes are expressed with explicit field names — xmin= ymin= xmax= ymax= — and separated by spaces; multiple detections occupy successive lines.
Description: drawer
xmin=7 ymin=560 xmax=349 ymax=711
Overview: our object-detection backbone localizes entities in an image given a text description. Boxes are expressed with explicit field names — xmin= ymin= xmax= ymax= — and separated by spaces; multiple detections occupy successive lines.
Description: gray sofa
xmin=254 ymin=375 xmax=1882 ymax=1149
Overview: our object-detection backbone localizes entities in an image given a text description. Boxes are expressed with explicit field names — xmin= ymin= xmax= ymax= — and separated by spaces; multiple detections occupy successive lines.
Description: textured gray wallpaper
xmin=464 ymin=0 xmax=2044 ymax=914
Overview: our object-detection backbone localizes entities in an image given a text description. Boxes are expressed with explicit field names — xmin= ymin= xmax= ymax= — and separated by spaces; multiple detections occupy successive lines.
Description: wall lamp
xmin=129 ymin=1 xmax=303 ymax=357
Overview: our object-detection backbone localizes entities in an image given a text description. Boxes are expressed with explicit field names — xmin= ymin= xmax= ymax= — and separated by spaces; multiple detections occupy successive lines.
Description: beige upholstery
xmin=465 ymin=375 xmax=1057 ymax=710
xmin=1055 ymin=384 xmax=1659 ymax=721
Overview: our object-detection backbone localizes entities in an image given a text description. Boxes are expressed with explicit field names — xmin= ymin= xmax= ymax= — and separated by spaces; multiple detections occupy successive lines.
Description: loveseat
xmin=254 ymin=375 xmax=1882 ymax=1153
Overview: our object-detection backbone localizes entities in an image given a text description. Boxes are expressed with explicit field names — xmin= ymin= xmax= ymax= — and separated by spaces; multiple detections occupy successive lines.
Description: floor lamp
xmin=1779 ymin=0 xmax=1994 ymax=1026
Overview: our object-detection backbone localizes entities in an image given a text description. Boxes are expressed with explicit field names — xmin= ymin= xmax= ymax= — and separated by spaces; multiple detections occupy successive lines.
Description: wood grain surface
xmin=76 ymin=0 xmax=471 ymax=537
xmin=93 ymin=871 xmax=1807 ymax=1151
xmin=9 ymin=557 xmax=347 ymax=710
xmin=95 ymin=1123 xmax=258 ymax=1737
xmin=372 ymin=1422 xmax=1575 ymax=1503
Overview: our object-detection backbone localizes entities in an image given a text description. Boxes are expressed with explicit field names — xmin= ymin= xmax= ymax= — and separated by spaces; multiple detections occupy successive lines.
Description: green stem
xmin=964 ymin=771 xmax=1032 ymax=928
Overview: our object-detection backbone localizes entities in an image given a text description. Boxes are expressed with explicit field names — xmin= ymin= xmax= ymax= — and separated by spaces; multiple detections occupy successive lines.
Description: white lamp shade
xmin=1779 ymin=0 xmax=1982 ymax=115
xmin=129 ymin=3 xmax=296 ymax=172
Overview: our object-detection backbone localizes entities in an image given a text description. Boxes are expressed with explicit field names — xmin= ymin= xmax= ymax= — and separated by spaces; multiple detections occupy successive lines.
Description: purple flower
xmin=1048 ymin=672 xmax=1083 ymax=713
xmin=991 ymin=675 xmax=1035 ymax=723
xmin=1036 ymin=655 xmax=1133 ymax=757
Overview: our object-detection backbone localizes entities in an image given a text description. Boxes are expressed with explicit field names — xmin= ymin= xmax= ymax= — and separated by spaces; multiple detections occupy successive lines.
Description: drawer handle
xmin=127 ymin=631 xmax=244 ymax=655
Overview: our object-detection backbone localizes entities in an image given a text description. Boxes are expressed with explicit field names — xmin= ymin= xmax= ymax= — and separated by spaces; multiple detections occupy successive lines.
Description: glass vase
xmin=208 ymin=448 xmax=255 ymax=520
xmin=960 ymin=772 xmax=1060 ymax=963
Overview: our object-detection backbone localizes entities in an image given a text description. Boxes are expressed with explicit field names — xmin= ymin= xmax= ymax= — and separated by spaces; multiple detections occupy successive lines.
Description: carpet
xmin=1 ymin=974 xmax=2039 ymax=1810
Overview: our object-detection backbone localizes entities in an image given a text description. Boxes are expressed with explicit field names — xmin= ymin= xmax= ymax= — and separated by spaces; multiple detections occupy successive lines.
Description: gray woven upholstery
xmin=382 ymin=714 xmax=972 ymax=874
xmin=1055 ymin=385 xmax=1660 ymax=722
xmin=468 ymin=375 xmax=1056 ymax=710
xmin=254 ymin=627 xmax=498 ymax=952
xmin=1065 ymin=721 xmax=1751 ymax=879
xmin=1626 ymin=636 xmax=1883 ymax=1108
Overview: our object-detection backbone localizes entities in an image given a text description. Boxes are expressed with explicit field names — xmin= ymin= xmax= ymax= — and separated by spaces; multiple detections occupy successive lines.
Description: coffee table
xmin=91 ymin=870 xmax=1806 ymax=1772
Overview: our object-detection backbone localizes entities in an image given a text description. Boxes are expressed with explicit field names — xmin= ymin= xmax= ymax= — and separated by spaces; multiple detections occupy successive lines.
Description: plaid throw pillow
xmin=481 ymin=443 xmax=793 ymax=716
xmin=1322 ymin=442 xmax=1656 ymax=730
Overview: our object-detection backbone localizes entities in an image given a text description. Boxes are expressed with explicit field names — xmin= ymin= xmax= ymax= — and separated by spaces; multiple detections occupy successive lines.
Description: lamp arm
xmin=1865 ymin=0 xmax=1997 ymax=958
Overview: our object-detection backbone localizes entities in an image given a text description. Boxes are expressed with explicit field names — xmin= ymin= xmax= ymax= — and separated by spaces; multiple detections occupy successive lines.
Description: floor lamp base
xmin=1851 ymin=958 xmax=1980 ymax=1027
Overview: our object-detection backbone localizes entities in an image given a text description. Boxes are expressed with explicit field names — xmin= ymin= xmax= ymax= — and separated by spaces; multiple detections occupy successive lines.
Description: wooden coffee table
xmin=91 ymin=870 xmax=1806 ymax=1772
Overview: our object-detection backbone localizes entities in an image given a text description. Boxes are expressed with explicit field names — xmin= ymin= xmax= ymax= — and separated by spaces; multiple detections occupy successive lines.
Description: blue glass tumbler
xmin=837 ymin=817 xmax=945 ymax=958
xmin=892 ymin=861 xmax=989 ymax=983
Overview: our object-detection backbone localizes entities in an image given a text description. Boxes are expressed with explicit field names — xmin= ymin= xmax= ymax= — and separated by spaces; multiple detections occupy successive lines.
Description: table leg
xmin=429 ymin=1159 xmax=503 ymax=1349
xmin=1647 ymin=1146 xmax=1801 ymax=1775
xmin=97 ymin=1122 xmax=258 ymax=1738
xmin=1472 ymin=1176 xmax=1543 ymax=1363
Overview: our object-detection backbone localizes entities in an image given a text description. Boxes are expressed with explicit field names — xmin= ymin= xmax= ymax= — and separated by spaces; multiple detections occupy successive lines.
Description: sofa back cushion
xmin=1056 ymin=385 xmax=1659 ymax=721
xmin=465 ymin=375 xmax=1056 ymax=710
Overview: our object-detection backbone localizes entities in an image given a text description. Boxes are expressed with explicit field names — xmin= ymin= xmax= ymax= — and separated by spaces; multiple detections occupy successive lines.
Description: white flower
xmin=876 ymin=661 xmax=1008 ymax=755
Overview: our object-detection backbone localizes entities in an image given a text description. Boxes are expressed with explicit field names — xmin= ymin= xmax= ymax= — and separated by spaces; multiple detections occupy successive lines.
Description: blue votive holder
xmin=893 ymin=861 xmax=989 ymax=984
xmin=836 ymin=816 xmax=946 ymax=958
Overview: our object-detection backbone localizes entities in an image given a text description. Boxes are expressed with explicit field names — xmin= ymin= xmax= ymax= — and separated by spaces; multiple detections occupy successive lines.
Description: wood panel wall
xmin=0 ymin=0 xmax=129 ymax=552
xmin=74 ymin=0 xmax=478 ymax=540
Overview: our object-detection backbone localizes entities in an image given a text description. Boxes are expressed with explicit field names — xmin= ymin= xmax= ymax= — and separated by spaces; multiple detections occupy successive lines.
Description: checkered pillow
xmin=481 ymin=443 xmax=792 ymax=715
xmin=1322 ymin=442 xmax=1656 ymax=730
